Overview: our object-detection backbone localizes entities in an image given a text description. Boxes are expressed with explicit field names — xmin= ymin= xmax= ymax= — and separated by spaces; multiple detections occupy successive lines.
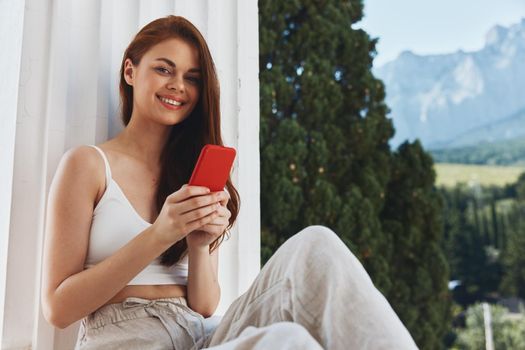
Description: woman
xmin=41 ymin=15 xmax=417 ymax=349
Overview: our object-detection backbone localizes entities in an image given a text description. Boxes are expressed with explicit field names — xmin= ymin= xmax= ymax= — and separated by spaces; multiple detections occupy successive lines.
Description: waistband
xmin=85 ymin=296 xmax=203 ymax=329
xmin=82 ymin=296 xmax=207 ymax=349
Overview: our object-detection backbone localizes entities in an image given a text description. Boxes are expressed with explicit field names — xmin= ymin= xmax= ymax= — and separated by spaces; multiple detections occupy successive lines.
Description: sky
xmin=356 ymin=0 xmax=525 ymax=66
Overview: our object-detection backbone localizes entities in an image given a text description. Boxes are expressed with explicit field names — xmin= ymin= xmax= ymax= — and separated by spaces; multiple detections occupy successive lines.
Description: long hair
xmin=118 ymin=15 xmax=240 ymax=266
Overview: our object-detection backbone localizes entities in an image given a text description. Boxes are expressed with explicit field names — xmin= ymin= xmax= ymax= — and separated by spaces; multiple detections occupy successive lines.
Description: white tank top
xmin=84 ymin=145 xmax=188 ymax=285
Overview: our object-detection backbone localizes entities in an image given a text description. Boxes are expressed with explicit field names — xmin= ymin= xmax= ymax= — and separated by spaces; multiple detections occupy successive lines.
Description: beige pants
xmin=75 ymin=225 xmax=418 ymax=349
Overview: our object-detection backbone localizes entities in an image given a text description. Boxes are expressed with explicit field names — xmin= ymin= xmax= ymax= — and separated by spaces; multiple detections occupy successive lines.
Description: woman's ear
xmin=123 ymin=58 xmax=135 ymax=86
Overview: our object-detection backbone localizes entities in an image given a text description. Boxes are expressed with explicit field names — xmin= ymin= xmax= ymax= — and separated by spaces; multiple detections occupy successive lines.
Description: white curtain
xmin=0 ymin=0 xmax=260 ymax=348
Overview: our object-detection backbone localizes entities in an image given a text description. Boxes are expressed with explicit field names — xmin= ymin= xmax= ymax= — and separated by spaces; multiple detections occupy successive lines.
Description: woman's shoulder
xmin=48 ymin=145 xmax=104 ymax=202
xmin=56 ymin=145 xmax=107 ymax=196
xmin=61 ymin=144 xmax=104 ymax=169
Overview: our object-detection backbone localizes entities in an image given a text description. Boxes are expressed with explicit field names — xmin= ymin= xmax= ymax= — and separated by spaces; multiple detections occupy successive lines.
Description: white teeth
xmin=159 ymin=96 xmax=182 ymax=106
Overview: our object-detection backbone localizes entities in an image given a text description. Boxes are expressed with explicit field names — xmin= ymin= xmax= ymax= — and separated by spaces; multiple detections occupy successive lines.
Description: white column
xmin=0 ymin=0 xmax=27 ymax=348
xmin=107 ymin=0 xmax=140 ymax=138
xmin=235 ymin=0 xmax=261 ymax=298
xmin=207 ymin=0 xmax=241 ymax=314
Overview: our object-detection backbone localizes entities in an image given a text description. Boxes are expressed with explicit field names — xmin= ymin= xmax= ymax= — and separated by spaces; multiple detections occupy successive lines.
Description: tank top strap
xmin=88 ymin=145 xmax=112 ymax=184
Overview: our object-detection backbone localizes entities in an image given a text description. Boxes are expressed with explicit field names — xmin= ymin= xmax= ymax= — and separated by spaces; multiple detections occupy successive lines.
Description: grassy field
xmin=434 ymin=163 xmax=525 ymax=187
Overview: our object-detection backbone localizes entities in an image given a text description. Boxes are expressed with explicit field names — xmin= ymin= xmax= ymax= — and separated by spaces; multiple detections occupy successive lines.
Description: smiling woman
xmin=124 ymin=39 xmax=201 ymax=120
xmin=40 ymin=15 xmax=241 ymax=349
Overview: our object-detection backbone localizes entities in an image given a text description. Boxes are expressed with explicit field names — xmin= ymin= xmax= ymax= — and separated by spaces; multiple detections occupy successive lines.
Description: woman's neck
xmin=115 ymin=116 xmax=171 ymax=167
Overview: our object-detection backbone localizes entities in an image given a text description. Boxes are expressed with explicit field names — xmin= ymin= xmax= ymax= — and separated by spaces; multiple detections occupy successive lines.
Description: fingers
xmin=193 ymin=208 xmax=230 ymax=235
xmin=167 ymin=184 xmax=210 ymax=203
xmin=155 ymin=185 xmax=230 ymax=243
xmin=215 ymin=205 xmax=231 ymax=219
xmin=200 ymin=214 xmax=229 ymax=226
xmin=178 ymin=189 xmax=230 ymax=214
xmin=185 ymin=208 xmax=220 ymax=233
xmin=211 ymin=190 xmax=230 ymax=205
xmin=197 ymin=219 xmax=229 ymax=234
xmin=165 ymin=186 xmax=230 ymax=234
xmin=219 ymin=191 xmax=231 ymax=207
xmin=197 ymin=225 xmax=225 ymax=236
xmin=182 ymin=201 xmax=220 ymax=222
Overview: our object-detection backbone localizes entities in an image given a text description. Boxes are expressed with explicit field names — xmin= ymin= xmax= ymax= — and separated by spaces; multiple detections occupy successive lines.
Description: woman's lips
xmin=157 ymin=95 xmax=184 ymax=110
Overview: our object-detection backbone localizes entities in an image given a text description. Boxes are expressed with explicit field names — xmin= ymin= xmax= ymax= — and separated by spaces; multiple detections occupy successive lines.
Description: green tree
xmin=381 ymin=141 xmax=451 ymax=347
xmin=454 ymin=303 xmax=525 ymax=350
xmin=490 ymin=199 xmax=499 ymax=249
xmin=259 ymin=0 xmax=393 ymax=288
xmin=259 ymin=1 xmax=451 ymax=348
xmin=500 ymin=175 xmax=525 ymax=299
xmin=500 ymin=222 xmax=525 ymax=299
xmin=440 ymin=185 xmax=504 ymax=306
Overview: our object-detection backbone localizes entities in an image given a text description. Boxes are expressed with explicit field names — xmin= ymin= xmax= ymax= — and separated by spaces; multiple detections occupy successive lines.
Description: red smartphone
xmin=188 ymin=144 xmax=236 ymax=192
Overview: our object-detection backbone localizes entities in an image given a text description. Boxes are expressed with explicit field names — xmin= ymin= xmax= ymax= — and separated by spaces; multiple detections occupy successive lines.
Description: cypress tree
xmin=490 ymin=199 xmax=499 ymax=249
xmin=482 ymin=211 xmax=491 ymax=246
xmin=472 ymin=197 xmax=481 ymax=235
xmin=501 ymin=213 xmax=508 ymax=250
xmin=381 ymin=141 xmax=451 ymax=348
xmin=500 ymin=173 xmax=525 ymax=298
xmin=516 ymin=173 xmax=525 ymax=201
xmin=439 ymin=187 xmax=462 ymax=281
xmin=259 ymin=0 xmax=393 ymax=291
xmin=500 ymin=217 xmax=525 ymax=299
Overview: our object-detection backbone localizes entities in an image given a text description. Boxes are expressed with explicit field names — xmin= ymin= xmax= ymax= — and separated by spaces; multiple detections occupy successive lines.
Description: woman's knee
xmin=292 ymin=225 xmax=363 ymax=272
xmin=295 ymin=225 xmax=342 ymax=249
xmin=270 ymin=225 xmax=352 ymax=275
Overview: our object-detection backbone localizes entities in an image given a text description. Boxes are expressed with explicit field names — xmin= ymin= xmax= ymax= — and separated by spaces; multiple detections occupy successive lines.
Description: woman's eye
xmin=156 ymin=67 xmax=171 ymax=74
xmin=186 ymin=76 xmax=201 ymax=84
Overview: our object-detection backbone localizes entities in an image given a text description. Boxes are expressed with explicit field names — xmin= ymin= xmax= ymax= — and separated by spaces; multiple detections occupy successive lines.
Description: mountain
xmin=445 ymin=107 xmax=525 ymax=148
xmin=375 ymin=18 xmax=525 ymax=149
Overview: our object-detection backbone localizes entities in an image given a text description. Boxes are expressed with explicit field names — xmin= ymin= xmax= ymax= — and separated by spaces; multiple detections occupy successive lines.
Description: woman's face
xmin=124 ymin=37 xmax=201 ymax=125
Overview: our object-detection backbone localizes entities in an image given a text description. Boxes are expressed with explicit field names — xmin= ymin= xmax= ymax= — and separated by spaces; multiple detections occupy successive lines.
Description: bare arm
xmin=187 ymin=245 xmax=220 ymax=317
xmin=186 ymin=192 xmax=230 ymax=317
xmin=43 ymin=226 xmax=171 ymax=329
xmin=40 ymin=146 xmax=173 ymax=328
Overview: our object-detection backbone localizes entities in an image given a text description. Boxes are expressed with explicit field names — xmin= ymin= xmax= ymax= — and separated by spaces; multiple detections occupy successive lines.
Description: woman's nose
xmin=166 ymin=75 xmax=184 ymax=92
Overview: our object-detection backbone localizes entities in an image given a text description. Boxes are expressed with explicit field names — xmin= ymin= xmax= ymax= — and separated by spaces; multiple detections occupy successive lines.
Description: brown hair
xmin=119 ymin=15 xmax=240 ymax=266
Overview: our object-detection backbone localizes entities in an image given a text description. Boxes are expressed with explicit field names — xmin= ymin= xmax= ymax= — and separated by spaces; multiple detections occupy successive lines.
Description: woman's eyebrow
xmin=154 ymin=57 xmax=200 ymax=73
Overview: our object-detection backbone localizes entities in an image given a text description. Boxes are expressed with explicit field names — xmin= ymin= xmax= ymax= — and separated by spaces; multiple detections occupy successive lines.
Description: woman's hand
xmin=150 ymin=184 xmax=227 ymax=246
xmin=186 ymin=190 xmax=231 ymax=251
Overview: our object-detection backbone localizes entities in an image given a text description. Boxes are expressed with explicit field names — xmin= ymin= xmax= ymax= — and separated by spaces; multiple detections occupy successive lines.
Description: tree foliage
xmin=453 ymin=303 xmax=525 ymax=349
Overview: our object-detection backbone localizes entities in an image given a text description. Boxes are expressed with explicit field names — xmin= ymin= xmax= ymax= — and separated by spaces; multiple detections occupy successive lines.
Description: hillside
xmin=434 ymin=163 xmax=525 ymax=187
xmin=430 ymin=136 xmax=525 ymax=166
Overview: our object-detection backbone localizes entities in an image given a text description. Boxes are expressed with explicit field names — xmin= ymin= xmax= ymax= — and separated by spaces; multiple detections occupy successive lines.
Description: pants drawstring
xmin=122 ymin=297 xmax=205 ymax=349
